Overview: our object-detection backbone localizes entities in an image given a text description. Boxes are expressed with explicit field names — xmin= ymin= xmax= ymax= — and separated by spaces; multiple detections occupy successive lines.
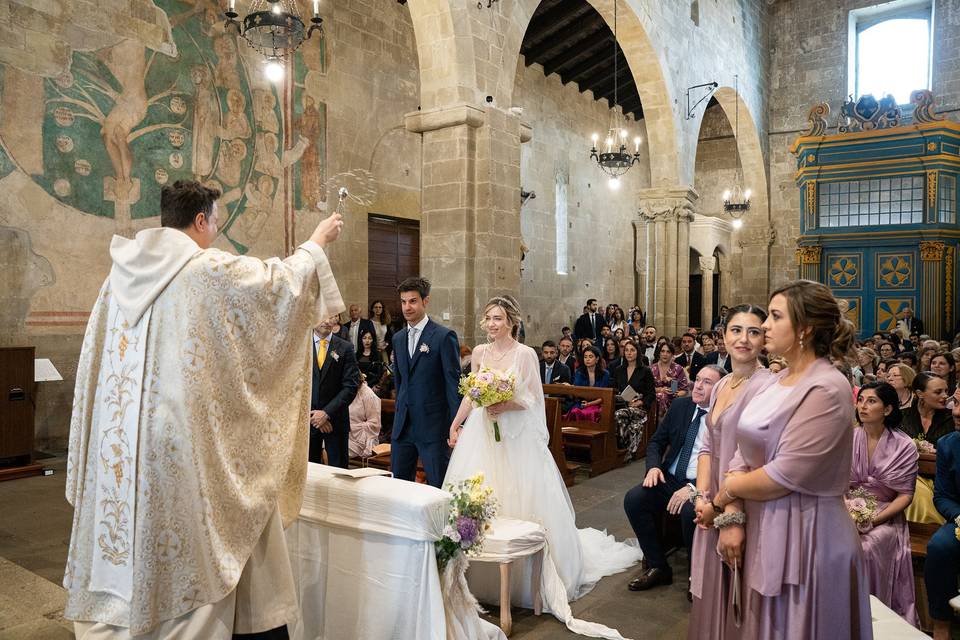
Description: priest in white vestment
xmin=64 ymin=180 xmax=345 ymax=639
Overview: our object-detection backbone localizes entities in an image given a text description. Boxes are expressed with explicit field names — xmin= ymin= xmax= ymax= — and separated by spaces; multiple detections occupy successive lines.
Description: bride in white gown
xmin=444 ymin=296 xmax=641 ymax=640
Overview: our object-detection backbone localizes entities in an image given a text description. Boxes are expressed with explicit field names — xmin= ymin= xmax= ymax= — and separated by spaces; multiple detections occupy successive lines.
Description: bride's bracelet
xmin=713 ymin=511 xmax=746 ymax=529
xmin=686 ymin=483 xmax=703 ymax=505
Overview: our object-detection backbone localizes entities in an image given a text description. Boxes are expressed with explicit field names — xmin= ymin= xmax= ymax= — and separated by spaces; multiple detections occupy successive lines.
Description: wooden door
xmin=368 ymin=215 xmax=420 ymax=324
xmin=0 ymin=347 xmax=35 ymax=461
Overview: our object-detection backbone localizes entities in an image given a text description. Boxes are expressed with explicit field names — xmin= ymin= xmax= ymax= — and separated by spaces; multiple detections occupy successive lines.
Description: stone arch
xmin=406 ymin=0 xmax=481 ymax=110
xmin=491 ymin=0 xmax=682 ymax=186
xmin=703 ymin=86 xmax=769 ymax=236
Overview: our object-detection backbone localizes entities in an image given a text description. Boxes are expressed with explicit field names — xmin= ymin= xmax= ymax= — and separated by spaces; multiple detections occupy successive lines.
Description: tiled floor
xmin=0 ymin=456 xmax=691 ymax=639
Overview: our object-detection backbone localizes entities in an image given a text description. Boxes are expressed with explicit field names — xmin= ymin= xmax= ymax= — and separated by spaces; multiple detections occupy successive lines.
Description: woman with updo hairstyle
xmin=444 ymin=295 xmax=640 ymax=637
xmin=900 ymin=372 xmax=953 ymax=446
xmin=850 ymin=382 xmax=919 ymax=624
xmin=712 ymin=280 xmax=872 ymax=638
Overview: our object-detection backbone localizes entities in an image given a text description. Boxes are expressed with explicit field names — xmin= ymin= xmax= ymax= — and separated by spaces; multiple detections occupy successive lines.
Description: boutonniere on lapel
xmin=330 ymin=351 xmax=340 ymax=361
xmin=419 ymin=344 xmax=430 ymax=354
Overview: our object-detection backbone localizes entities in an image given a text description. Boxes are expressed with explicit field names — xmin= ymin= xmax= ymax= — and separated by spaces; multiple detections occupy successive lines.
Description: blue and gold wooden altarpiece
xmin=791 ymin=91 xmax=959 ymax=339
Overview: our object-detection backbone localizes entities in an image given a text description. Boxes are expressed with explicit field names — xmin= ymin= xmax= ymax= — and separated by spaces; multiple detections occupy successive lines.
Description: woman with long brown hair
xmin=713 ymin=280 xmax=872 ymax=639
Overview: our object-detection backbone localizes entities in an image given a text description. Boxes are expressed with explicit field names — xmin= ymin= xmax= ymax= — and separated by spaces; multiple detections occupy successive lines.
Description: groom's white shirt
xmin=407 ymin=314 xmax=430 ymax=356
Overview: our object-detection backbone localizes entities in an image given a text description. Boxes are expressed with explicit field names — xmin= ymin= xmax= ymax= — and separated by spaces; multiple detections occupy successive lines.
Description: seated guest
xmin=640 ymin=325 xmax=659 ymax=363
xmin=565 ymin=345 xmax=610 ymax=422
xmin=887 ymin=363 xmax=916 ymax=409
xmin=703 ymin=333 xmax=733 ymax=373
xmin=851 ymin=382 xmax=919 ymax=625
xmin=710 ymin=305 xmax=730 ymax=332
xmin=920 ymin=346 xmax=939 ymax=373
xmin=853 ymin=347 xmax=878 ymax=386
xmin=699 ymin=333 xmax=716 ymax=355
xmin=931 ymin=352 xmax=958 ymax=396
xmin=877 ymin=340 xmax=897 ymax=360
xmin=613 ymin=327 xmax=626 ymax=342
xmin=900 ymin=372 xmax=953 ymax=447
xmin=369 ymin=299 xmax=393 ymax=361
xmin=628 ymin=309 xmax=645 ymax=338
xmin=339 ymin=303 xmax=376 ymax=354
xmin=876 ymin=358 xmax=896 ymax=382
xmin=609 ymin=307 xmax=627 ymax=336
xmin=557 ymin=336 xmax=578 ymax=373
xmin=561 ymin=326 xmax=573 ymax=340
xmin=357 ymin=328 xmax=384 ymax=383
xmin=924 ymin=409 xmax=960 ymax=640
xmin=603 ymin=337 xmax=621 ymax=369
xmin=623 ymin=366 xmax=724 ymax=591
xmin=613 ymin=341 xmax=656 ymax=458
xmin=899 ymin=351 xmax=919 ymax=369
xmin=310 ymin=316 xmax=360 ymax=468
xmin=652 ymin=342 xmax=689 ymax=417
xmin=348 ymin=373 xmax=382 ymax=458
xmin=540 ymin=340 xmax=572 ymax=384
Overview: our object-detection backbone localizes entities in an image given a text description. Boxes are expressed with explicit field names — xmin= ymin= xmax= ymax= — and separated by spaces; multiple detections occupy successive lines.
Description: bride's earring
xmin=798 ymin=335 xmax=804 ymax=352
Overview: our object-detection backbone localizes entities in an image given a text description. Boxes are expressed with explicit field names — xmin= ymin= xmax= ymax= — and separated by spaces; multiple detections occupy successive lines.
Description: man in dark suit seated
xmin=702 ymin=332 xmax=733 ymax=373
xmin=310 ymin=315 xmax=360 ymax=468
xmin=539 ymin=340 xmax=572 ymax=384
xmin=675 ymin=332 xmax=706 ymax=381
xmin=338 ymin=303 xmax=376 ymax=354
xmin=622 ymin=365 xmax=725 ymax=592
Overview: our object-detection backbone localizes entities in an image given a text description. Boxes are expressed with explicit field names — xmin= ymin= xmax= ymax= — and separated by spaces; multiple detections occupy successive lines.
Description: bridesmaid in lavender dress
xmin=850 ymin=381 xmax=919 ymax=625
xmin=689 ymin=304 xmax=772 ymax=639
xmin=714 ymin=281 xmax=872 ymax=640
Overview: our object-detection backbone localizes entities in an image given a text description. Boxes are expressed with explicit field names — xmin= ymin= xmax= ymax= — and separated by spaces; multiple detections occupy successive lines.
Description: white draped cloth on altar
xmin=287 ymin=464 xmax=505 ymax=640
xmin=445 ymin=343 xmax=642 ymax=640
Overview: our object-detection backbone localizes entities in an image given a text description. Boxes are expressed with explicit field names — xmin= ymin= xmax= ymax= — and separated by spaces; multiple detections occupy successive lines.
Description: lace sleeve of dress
xmin=511 ymin=346 xmax=545 ymax=412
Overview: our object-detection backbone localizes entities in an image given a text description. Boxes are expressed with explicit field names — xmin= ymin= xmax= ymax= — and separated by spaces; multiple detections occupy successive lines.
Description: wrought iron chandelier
xmin=722 ymin=74 xmax=750 ymax=228
xmin=588 ymin=0 xmax=641 ymax=191
xmin=225 ymin=0 xmax=323 ymax=81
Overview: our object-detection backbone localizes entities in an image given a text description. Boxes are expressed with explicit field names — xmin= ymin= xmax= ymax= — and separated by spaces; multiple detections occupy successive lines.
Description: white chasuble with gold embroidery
xmin=64 ymin=227 xmax=344 ymax=635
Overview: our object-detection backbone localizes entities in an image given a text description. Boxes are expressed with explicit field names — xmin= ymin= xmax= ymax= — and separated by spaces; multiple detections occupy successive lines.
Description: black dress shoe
xmin=628 ymin=566 xmax=673 ymax=591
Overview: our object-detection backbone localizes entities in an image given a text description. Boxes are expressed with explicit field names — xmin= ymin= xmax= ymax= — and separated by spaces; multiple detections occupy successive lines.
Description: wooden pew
xmin=909 ymin=451 xmax=938 ymax=633
xmin=545 ymin=397 xmax=577 ymax=486
xmin=542 ymin=384 xmax=619 ymax=477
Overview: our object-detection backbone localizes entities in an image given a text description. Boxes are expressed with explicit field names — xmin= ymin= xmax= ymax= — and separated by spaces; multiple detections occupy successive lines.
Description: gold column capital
xmin=796 ymin=245 xmax=822 ymax=265
xmin=920 ymin=240 xmax=946 ymax=261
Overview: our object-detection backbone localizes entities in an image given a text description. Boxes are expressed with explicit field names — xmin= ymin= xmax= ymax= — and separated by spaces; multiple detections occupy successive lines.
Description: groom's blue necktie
xmin=673 ymin=407 xmax=707 ymax=481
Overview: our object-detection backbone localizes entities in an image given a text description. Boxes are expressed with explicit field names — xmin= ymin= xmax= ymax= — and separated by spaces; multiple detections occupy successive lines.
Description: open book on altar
xmin=327 ymin=467 xmax=392 ymax=479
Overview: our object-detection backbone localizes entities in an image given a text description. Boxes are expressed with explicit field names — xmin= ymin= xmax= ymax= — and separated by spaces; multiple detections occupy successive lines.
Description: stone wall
xmin=766 ymin=0 xmax=960 ymax=290
xmin=514 ymin=58 xmax=649 ymax=346
xmin=0 ymin=0 xmax=420 ymax=449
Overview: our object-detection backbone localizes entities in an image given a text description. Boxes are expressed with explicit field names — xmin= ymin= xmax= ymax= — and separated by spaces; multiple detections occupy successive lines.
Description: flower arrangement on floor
xmin=436 ymin=472 xmax=498 ymax=570
xmin=458 ymin=368 xmax=516 ymax=442
xmin=845 ymin=486 xmax=879 ymax=533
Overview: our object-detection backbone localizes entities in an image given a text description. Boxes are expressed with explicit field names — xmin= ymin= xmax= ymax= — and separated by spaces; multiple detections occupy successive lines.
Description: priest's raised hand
xmin=65 ymin=180 xmax=346 ymax=638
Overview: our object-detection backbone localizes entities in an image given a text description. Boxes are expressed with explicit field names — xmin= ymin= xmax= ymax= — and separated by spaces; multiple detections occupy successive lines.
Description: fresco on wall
xmin=0 ymin=0 xmax=327 ymax=255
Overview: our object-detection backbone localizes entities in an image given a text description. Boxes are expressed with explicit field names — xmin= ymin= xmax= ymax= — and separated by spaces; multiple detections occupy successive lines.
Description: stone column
xmin=795 ymin=245 xmax=822 ymax=282
xmin=405 ymin=103 xmax=523 ymax=346
xmin=920 ymin=241 xmax=946 ymax=339
xmin=699 ymin=255 xmax=716 ymax=331
xmin=637 ymin=187 xmax=698 ymax=337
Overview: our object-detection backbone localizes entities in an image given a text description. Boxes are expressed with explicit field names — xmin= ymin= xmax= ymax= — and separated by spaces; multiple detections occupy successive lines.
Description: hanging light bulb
xmin=264 ymin=58 xmax=285 ymax=82
xmin=744 ymin=189 xmax=752 ymax=200
xmin=732 ymin=218 xmax=743 ymax=230
xmin=591 ymin=133 xmax=600 ymax=144
xmin=271 ymin=2 xmax=282 ymax=13
xmin=608 ymin=176 xmax=621 ymax=191
xmin=634 ymin=136 xmax=642 ymax=152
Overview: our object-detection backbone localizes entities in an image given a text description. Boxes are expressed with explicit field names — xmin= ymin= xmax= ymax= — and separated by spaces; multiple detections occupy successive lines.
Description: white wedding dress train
xmin=443 ymin=343 xmax=641 ymax=640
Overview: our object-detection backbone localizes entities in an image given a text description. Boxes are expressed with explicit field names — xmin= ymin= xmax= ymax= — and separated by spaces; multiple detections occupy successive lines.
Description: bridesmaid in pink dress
xmin=714 ymin=281 xmax=873 ymax=640
xmin=851 ymin=381 xmax=919 ymax=625
xmin=689 ymin=304 xmax=772 ymax=639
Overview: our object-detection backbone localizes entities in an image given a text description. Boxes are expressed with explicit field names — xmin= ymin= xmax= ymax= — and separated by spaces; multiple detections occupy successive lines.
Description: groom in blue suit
xmin=391 ymin=277 xmax=462 ymax=487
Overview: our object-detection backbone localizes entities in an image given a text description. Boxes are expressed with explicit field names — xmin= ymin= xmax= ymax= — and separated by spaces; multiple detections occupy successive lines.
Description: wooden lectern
xmin=0 ymin=347 xmax=44 ymax=480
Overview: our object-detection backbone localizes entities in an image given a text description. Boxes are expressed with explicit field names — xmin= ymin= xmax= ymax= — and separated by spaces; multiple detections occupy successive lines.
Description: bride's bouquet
xmin=459 ymin=367 xmax=516 ymax=442
xmin=844 ymin=486 xmax=879 ymax=533
xmin=436 ymin=473 xmax=498 ymax=570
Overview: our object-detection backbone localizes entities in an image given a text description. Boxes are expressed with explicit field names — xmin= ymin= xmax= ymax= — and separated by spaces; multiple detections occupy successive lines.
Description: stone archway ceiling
xmin=520 ymin=0 xmax=643 ymax=120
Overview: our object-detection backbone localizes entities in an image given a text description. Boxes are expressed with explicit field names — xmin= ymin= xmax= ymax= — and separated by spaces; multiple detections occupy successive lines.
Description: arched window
xmin=849 ymin=2 xmax=932 ymax=105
